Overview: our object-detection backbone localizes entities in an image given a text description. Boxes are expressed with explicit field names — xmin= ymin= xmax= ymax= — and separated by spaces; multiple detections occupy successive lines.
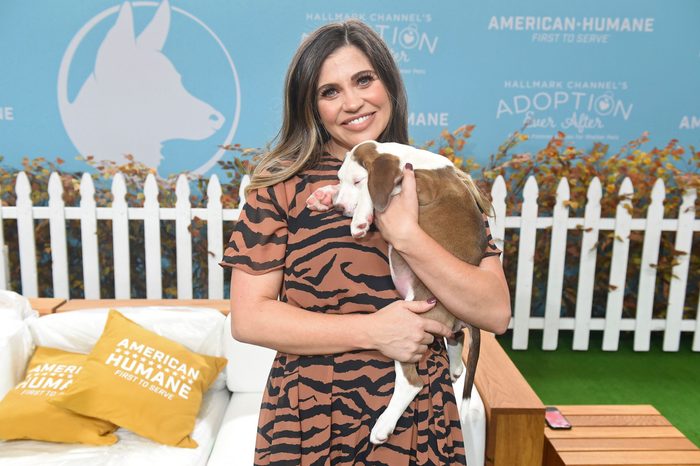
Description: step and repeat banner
xmin=0 ymin=0 xmax=698 ymax=175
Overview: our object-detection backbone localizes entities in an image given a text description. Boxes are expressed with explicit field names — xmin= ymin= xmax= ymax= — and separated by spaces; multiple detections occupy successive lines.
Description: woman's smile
xmin=316 ymin=45 xmax=391 ymax=158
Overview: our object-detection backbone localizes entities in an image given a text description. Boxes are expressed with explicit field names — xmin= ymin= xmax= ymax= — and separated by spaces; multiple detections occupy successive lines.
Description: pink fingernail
xmin=405 ymin=163 xmax=413 ymax=170
xmin=427 ymin=297 xmax=437 ymax=304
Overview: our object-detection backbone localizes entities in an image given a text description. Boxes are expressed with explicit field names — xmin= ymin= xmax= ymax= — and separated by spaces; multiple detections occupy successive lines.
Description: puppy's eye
xmin=353 ymin=180 xmax=361 ymax=185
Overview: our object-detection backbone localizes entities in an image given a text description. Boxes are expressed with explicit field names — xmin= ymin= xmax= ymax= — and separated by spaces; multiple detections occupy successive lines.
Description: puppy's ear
xmin=415 ymin=170 xmax=438 ymax=206
xmin=368 ymin=154 xmax=402 ymax=212
xmin=353 ymin=142 xmax=379 ymax=169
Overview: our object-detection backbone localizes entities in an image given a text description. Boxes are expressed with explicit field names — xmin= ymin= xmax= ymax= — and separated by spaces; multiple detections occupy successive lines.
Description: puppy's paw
xmin=350 ymin=213 xmax=373 ymax=238
xmin=370 ymin=414 xmax=396 ymax=445
xmin=351 ymin=221 xmax=370 ymax=238
xmin=306 ymin=185 xmax=338 ymax=211
xmin=450 ymin=362 xmax=464 ymax=383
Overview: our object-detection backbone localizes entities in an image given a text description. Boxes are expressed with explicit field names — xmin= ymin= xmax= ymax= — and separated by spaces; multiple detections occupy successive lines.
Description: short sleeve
xmin=482 ymin=214 xmax=502 ymax=259
xmin=219 ymin=183 xmax=289 ymax=275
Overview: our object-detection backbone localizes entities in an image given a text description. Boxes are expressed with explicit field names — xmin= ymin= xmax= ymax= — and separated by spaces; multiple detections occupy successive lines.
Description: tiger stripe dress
xmin=221 ymin=152 xmax=501 ymax=465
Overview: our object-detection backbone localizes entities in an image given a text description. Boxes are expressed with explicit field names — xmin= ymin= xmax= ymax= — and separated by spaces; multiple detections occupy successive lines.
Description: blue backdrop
xmin=0 ymin=0 xmax=698 ymax=175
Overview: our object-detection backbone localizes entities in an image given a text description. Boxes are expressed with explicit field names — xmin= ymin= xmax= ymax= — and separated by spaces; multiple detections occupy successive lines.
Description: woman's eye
xmin=320 ymin=87 xmax=338 ymax=98
xmin=357 ymin=74 xmax=375 ymax=86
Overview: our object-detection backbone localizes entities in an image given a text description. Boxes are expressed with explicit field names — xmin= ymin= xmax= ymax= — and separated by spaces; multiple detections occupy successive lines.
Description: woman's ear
xmin=368 ymin=154 xmax=402 ymax=212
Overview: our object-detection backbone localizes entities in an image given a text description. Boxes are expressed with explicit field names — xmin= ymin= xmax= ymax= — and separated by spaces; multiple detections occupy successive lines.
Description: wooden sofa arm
xmin=467 ymin=331 xmax=545 ymax=466
xmin=54 ymin=298 xmax=231 ymax=313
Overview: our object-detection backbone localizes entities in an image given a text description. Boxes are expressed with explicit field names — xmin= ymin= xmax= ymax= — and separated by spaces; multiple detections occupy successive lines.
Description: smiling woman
xmin=315 ymin=46 xmax=392 ymax=159
xmin=243 ymin=20 xmax=409 ymax=193
xmin=220 ymin=19 xmax=510 ymax=466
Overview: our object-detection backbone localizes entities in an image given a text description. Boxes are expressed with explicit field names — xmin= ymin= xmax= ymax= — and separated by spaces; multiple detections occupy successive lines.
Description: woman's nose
xmin=342 ymin=89 xmax=363 ymax=112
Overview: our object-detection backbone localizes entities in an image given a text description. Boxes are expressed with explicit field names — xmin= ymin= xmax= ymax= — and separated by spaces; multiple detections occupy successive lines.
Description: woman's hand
xmin=368 ymin=299 xmax=452 ymax=363
xmin=375 ymin=164 xmax=420 ymax=250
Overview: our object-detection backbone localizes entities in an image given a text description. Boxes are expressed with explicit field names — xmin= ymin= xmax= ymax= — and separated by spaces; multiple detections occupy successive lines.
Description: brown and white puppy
xmin=306 ymin=141 xmax=488 ymax=445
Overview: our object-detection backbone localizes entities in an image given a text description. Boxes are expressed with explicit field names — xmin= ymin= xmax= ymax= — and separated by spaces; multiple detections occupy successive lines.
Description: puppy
xmin=306 ymin=141 xmax=489 ymax=445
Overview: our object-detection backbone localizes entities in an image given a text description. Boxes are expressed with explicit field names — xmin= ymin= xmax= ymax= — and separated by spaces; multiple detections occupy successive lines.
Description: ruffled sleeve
xmin=220 ymin=183 xmax=288 ymax=275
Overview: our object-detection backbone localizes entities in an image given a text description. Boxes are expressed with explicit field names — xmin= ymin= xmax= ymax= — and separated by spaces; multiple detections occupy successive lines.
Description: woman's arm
xmin=375 ymin=165 xmax=511 ymax=335
xmin=229 ymin=268 xmax=453 ymax=362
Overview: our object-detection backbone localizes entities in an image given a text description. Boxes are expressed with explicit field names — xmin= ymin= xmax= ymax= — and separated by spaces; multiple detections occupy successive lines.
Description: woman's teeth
xmin=346 ymin=114 xmax=371 ymax=125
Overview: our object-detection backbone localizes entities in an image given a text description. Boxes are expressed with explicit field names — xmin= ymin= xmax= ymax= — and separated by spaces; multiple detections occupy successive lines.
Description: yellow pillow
xmin=51 ymin=310 xmax=227 ymax=448
xmin=0 ymin=346 xmax=118 ymax=445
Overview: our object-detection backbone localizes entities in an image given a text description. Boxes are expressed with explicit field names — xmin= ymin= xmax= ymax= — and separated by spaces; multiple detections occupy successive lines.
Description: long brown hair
xmin=246 ymin=20 xmax=408 ymax=194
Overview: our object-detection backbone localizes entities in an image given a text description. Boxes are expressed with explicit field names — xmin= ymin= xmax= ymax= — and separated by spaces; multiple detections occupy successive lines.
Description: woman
xmin=221 ymin=20 xmax=510 ymax=465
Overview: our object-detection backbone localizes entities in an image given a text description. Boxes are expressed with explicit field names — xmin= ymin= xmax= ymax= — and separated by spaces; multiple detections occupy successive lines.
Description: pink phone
xmin=545 ymin=407 xmax=572 ymax=429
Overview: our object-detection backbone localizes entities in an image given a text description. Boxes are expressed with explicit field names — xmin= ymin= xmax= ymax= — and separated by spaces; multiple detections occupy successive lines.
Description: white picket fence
xmin=0 ymin=172 xmax=698 ymax=352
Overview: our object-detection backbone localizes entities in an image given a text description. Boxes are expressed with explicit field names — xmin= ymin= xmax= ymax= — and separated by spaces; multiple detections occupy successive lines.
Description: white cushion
xmin=0 ymin=291 xmax=37 ymax=321
xmin=27 ymin=307 xmax=225 ymax=356
xmin=222 ymin=314 xmax=276 ymax=393
xmin=206 ymin=392 xmax=263 ymax=466
xmin=0 ymin=320 xmax=35 ymax=400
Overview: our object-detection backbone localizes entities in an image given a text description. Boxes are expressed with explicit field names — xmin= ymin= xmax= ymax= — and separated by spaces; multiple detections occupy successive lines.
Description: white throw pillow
xmin=0 ymin=291 xmax=37 ymax=321
xmin=0 ymin=320 xmax=35 ymax=399
xmin=28 ymin=307 xmax=225 ymax=356
xmin=223 ymin=314 xmax=276 ymax=393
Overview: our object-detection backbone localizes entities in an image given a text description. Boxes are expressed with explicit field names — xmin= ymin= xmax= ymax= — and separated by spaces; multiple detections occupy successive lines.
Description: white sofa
xmin=0 ymin=293 xmax=37 ymax=402
xmin=0 ymin=293 xmax=485 ymax=465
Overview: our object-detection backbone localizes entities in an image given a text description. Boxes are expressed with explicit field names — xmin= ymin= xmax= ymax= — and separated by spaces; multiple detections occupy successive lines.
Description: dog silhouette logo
xmin=58 ymin=0 xmax=240 ymax=173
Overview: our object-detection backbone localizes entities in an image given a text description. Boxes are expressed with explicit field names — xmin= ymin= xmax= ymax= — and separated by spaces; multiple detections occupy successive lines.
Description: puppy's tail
xmin=462 ymin=325 xmax=481 ymax=401
xmin=455 ymin=169 xmax=493 ymax=217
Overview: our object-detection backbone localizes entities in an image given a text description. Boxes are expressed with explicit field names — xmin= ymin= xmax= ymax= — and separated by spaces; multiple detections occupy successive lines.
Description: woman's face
xmin=316 ymin=45 xmax=392 ymax=159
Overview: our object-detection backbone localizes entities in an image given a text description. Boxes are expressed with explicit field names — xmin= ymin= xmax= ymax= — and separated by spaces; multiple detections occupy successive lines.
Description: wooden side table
xmin=543 ymin=405 xmax=700 ymax=466
xmin=28 ymin=297 xmax=66 ymax=315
